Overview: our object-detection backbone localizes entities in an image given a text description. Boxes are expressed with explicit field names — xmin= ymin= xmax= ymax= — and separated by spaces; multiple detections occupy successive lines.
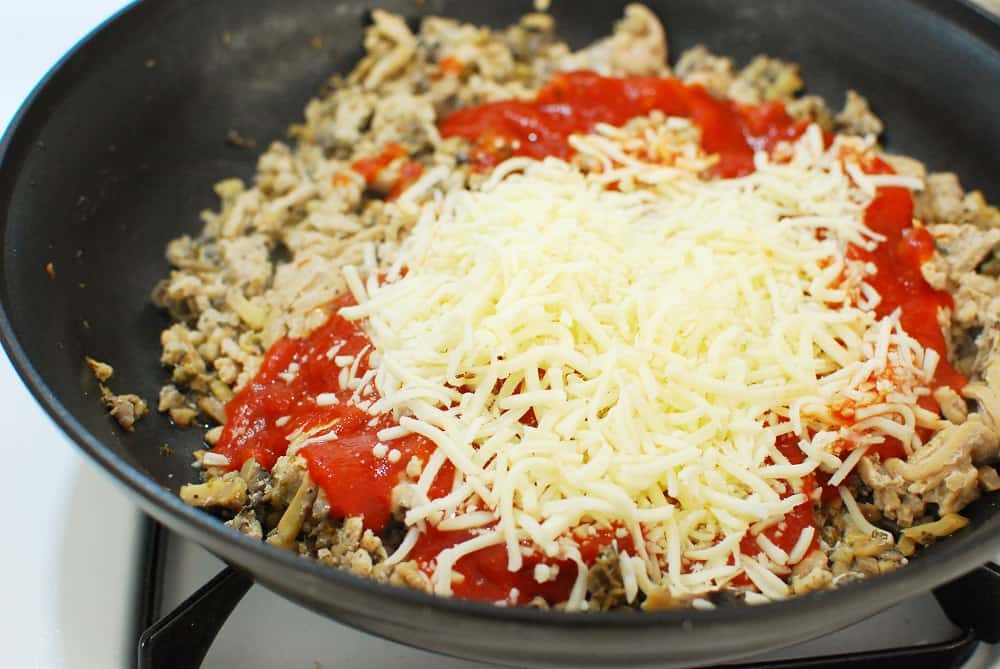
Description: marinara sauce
xmin=409 ymin=526 xmax=634 ymax=605
xmin=847 ymin=156 xmax=965 ymax=394
xmin=737 ymin=434 xmax=819 ymax=573
xmin=210 ymin=293 xmax=452 ymax=534
xmin=350 ymin=142 xmax=424 ymax=201
xmin=440 ymin=70 xmax=806 ymax=177
xmin=210 ymin=72 xmax=963 ymax=604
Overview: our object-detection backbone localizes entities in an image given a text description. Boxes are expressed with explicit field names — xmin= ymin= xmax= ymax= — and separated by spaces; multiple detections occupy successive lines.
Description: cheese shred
xmin=339 ymin=125 xmax=943 ymax=607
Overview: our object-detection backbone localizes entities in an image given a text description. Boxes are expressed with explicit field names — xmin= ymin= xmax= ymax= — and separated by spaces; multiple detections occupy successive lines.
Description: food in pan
xmin=85 ymin=356 xmax=148 ymax=431
xmin=152 ymin=4 xmax=1000 ymax=610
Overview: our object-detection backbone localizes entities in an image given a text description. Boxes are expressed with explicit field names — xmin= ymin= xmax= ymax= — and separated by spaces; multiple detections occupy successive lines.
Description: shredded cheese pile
xmin=339 ymin=125 xmax=938 ymax=608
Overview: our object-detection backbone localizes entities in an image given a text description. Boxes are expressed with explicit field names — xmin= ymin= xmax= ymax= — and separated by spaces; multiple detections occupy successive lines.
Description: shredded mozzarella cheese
xmin=337 ymin=124 xmax=944 ymax=605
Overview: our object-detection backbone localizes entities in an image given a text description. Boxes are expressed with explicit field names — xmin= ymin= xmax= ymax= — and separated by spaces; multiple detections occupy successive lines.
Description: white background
xmin=0 ymin=4 xmax=140 ymax=668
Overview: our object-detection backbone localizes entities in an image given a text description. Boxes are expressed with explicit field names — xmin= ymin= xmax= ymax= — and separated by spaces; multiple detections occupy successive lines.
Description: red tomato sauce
xmin=438 ymin=55 xmax=465 ymax=76
xmin=847 ymin=156 xmax=965 ymax=395
xmin=351 ymin=143 xmax=407 ymax=183
xmin=409 ymin=525 xmax=633 ymax=605
xmin=351 ymin=142 xmax=424 ymax=201
xmin=831 ymin=158 xmax=966 ymax=459
xmin=210 ymin=71 xmax=963 ymax=603
xmin=212 ymin=292 xmax=370 ymax=472
xmin=211 ymin=292 xmax=451 ymax=534
xmin=300 ymin=430 xmax=454 ymax=535
xmin=439 ymin=71 xmax=806 ymax=177
xmin=208 ymin=290 xmax=622 ymax=602
xmin=737 ymin=433 xmax=819 ymax=574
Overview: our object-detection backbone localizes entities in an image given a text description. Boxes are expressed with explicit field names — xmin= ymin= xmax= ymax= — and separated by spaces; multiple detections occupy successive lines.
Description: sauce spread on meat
xmin=213 ymin=72 xmax=961 ymax=604
xmin=351 ymin=142 xmax=425 ymax=200
xmin=211 ymin=292 xmax=453 ymax=534
xmin=848 ymin=156 xmax=965 ymax=394
xmin=737 ymin=434 xmax=818 ymax=575
xmin=440 ymin=70 xmax=806 ymax=177
xmin=409 ymin=525 xmax=633 ymax=605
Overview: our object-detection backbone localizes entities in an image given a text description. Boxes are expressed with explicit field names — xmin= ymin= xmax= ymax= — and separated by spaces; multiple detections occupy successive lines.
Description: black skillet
xmin=1 ymin=1 xmax=1000 ymax=667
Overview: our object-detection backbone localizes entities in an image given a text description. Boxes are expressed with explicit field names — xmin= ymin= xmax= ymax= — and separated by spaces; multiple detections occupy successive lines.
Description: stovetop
xmin=152 ymin=525 xmax=1000 ymax=669
xmin=2 ymin=2 xmax=999 ymax=668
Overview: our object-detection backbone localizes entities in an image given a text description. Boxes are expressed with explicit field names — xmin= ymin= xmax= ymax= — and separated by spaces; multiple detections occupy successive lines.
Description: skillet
xmin=1 ymin=0 xmax=999 ymax=667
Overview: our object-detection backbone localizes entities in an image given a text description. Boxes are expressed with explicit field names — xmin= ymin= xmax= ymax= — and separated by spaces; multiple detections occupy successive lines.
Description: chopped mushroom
xmin=790 ymin=550 xmax=833 ymax=595
xmin=180 ymin=471 xmax=248 ymax=511
xmin=226 ymin=508 xmax=263 ymax=540
xmin=359 ymin=10 xmax=417 ymax=90
xmin=586 ymin=545 xmax=629 ymax=610
xmin=87 ymin=356 xmax=148 ymax=431
xmin=99 ymin=385 xmax=148 ymax=432
xmin=169 ymin=407 xmax=198 ymax=426
xmin=84 ymin=356 xmax=114 ymax=382
xmin=859 ymin=419 xmax=995 ymax=525
xmin=266 ymin=473 xmax=318 ymax=550
xmin=933 ymin=386 xmax=968 ymax=424
xmin=896 ymin=514 xmax=969 ymax=557
xmin=641 ymin=588 xmax=698 ymax=611
xmin=198 ymin=395 xmax=227 ymax=424
xmin=978 ymin=465 xmax=1000 ymax=492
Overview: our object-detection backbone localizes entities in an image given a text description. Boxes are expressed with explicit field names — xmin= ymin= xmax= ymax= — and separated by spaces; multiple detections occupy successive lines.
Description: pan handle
xmin=136 ymin=566 xmax=253 ymax=669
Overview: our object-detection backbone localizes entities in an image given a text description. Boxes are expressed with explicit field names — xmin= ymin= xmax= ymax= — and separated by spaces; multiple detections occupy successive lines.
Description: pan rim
xmin=1 ymin=0 xmax=999 ymax=648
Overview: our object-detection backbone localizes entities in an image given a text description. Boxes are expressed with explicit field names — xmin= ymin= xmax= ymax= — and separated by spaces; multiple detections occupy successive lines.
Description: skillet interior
xmin=1 ymin=0 xmax=999 ymax=666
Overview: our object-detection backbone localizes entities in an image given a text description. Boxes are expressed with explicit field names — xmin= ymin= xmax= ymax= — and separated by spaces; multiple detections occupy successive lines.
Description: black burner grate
xmin=134 ymin=521 xmax=999 ymax=669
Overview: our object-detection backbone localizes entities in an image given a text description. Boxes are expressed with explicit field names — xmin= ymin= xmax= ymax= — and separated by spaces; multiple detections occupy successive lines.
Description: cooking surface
xmin=1 ymin=2 xmax=999 ymax=667
xmin=156 ymin=527 xmax=996 ymax=668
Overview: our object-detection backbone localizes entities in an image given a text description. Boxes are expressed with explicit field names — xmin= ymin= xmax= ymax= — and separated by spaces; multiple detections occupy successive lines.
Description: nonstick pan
xmin=2 ymin=1 xmax=1000 ymax=667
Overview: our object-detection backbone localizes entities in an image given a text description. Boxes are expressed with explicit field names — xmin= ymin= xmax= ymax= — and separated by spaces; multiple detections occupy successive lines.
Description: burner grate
xmin=135 ymin=521 xmax=1000 ymax=669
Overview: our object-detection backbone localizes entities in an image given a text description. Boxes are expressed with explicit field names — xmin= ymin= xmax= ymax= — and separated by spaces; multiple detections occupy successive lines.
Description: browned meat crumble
xmin=85 ymin=356 xmax=149 ymax=431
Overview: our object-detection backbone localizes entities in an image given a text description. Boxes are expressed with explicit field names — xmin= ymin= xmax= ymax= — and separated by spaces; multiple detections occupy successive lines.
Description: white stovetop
xmin=0 ymin=3 xmax=997 ymax=668
xmin=0 ymin=5 xmax=146 ymax=668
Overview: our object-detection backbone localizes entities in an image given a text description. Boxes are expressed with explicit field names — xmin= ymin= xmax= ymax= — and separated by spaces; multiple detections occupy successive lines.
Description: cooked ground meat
xmin=834 ymin=90 xmax=883 ymax=137
xmin=86 ymin=356 xmax=149 ymax=431
xmin=727 ymin=55 xmax=802 ymax=104
xmin=162 ymin=5 xmax=998 ymax=611
xmin=98 ymin=386 xmax=148 ymax=431
xmin=84 ymin=356 xmax=114 ymax=382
